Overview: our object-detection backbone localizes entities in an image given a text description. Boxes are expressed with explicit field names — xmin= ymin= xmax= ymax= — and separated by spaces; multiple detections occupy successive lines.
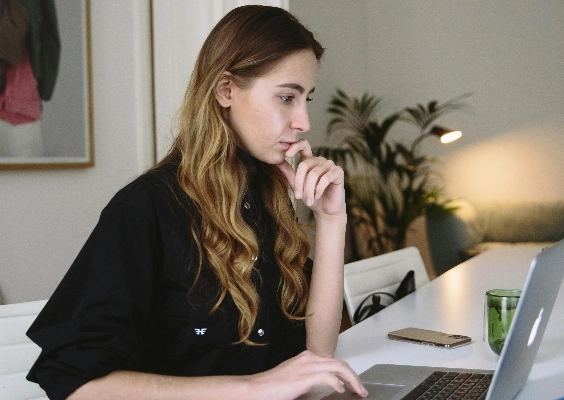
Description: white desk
xmin=304 ymin=244 xmax=564 ymax=399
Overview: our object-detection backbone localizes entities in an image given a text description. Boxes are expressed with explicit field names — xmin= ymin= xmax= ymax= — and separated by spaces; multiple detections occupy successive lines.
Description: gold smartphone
xmin=387 ymin=327 xmax=472 ymax=349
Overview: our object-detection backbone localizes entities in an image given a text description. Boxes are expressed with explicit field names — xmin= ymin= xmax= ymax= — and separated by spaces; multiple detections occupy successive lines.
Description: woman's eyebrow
xmin=277 ymin=83 xmax=315 ymax=94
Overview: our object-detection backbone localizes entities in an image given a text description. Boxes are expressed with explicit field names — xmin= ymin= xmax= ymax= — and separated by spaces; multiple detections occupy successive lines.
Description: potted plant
xmin=314 ymin=89 xmax=470 ymax=260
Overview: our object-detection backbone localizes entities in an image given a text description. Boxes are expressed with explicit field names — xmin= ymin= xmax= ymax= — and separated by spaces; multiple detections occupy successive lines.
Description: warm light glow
xmin=440 ymin=130 xmax=462 ymax=143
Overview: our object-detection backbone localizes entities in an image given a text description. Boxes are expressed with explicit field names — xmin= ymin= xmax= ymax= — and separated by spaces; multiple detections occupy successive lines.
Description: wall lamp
xmin=429 ymin=125 xmax=462 ymax=144
xmin=411 ymin=125 xmax=462 ymax=153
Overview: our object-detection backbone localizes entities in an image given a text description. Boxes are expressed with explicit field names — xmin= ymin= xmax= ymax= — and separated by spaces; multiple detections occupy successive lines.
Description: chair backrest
xmin=344 ymin=246 xmax=430 ymax=325
xmin=0 ymin=299 xmax=48 ymax=400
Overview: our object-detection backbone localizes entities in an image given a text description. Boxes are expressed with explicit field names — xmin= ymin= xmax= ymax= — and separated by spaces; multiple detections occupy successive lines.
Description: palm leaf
xmin=401 ymin=93 xmax=472 ymax=131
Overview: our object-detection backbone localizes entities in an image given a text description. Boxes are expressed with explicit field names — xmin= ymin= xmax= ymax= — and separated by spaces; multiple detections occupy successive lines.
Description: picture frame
xmin=0 ymin=0 xmax=94 ymax=170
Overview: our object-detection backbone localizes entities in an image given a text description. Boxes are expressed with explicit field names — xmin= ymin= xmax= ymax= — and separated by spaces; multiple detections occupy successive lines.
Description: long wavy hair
xmin=158 ymin=5 xmax=324 ymax=344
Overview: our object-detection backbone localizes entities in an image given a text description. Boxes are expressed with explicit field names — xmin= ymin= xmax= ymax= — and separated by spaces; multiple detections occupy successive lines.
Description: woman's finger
xmin=275 ymin=159 xmax=296 ymax=191
xmin=295 ymin=158 xmax=342 ymax=206
xmin=285 ymin=351 xmax=368 ymax=397
xmin=294 ymin=157 xmax=324 ymax=204
xmin=285 ymin=139 xmax=313 ymax=159
xmin=307 ymin=160 xmax=339 ymax=201
xmin=308 ymin=356 xmax=367 ymax=396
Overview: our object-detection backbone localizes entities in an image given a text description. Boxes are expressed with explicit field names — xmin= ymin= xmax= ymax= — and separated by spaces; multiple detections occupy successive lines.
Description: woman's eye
xmin=280 ymin=96 xmax=313 ymax=104
xmin=280 ymin=95 xmax=294 ymax=103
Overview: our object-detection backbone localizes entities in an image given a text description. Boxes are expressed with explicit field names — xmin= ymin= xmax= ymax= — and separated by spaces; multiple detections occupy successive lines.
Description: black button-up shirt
xmin=27 ymin=153 xmax=310 ymax=400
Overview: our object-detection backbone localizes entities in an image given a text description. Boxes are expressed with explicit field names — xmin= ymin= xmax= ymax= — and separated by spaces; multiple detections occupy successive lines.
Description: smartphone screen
xmin=387 ymin=327 xmax=472 ymax=349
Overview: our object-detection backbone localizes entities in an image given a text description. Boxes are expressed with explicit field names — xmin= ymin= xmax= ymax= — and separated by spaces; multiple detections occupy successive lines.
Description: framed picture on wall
xmin=0 ymin=0 xmax=94 ymax=170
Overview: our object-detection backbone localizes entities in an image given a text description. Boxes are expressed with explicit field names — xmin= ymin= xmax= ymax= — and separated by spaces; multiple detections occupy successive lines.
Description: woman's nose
xmin=291 ymin=104 xmax=311 ymax=133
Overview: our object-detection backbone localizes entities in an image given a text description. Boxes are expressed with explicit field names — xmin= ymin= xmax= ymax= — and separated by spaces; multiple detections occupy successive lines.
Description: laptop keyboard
xmin=401 ymin=371 xmax=493 ymax=400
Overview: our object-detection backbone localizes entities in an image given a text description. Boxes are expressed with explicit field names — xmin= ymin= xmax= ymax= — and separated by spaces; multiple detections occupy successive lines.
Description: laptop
xmin=324 ymin=239 xmax=564 ymax=400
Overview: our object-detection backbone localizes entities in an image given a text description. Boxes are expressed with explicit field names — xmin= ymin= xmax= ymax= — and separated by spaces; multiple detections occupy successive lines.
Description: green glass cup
xmin=485 ymin=289 xmax=522 ymax=355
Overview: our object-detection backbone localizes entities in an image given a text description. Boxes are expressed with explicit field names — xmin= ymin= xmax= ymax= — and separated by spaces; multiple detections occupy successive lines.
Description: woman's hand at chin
xmin=276 ymin=139 xmax=346 ymax=218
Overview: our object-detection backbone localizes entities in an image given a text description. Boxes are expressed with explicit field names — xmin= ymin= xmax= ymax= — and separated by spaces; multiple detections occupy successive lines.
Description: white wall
xmin=290 ymin=0 xmax=564 ymax=202
xmin=0 ymin=1 xmax=154 ymax=303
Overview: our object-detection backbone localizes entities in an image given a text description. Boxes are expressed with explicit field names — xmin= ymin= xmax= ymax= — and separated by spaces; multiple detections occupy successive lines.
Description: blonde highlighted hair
xmin=158 ymin=6 xmax=324 ymax=344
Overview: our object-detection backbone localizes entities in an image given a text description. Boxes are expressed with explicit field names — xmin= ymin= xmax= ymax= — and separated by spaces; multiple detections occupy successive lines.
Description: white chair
xmin=0 ymin=299 xmax=48 ymax=400
xmin=344 ymin=246 xmax=430 ymax=325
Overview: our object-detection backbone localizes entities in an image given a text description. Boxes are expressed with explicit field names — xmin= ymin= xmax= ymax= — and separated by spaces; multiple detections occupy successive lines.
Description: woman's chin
xmin=256 ymin=152 xmax=287 ymax=166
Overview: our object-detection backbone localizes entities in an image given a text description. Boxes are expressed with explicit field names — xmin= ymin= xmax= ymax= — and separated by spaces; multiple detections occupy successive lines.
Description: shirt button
xmin=244 ymin=202 xmax=251 ymax=209
xmin=258 ymin=328 xmax=265 ymax=337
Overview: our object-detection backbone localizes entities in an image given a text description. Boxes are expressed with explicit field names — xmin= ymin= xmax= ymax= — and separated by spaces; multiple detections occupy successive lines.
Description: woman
xmin=27 ymin=5 xmax=368 ymax=399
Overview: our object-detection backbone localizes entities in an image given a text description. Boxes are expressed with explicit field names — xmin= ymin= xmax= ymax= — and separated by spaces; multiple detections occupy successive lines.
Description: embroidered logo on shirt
xmin=194 ymin=328 xmax=207 ymax=335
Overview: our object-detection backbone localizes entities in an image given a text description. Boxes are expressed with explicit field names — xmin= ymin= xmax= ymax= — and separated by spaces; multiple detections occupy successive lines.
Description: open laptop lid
xmin=487 ymin=239 xmax=564 ymax=400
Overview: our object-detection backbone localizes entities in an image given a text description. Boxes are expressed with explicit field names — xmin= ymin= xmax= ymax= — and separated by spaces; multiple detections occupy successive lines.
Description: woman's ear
xmin=215 ymin=72 xmax=234 ymax=108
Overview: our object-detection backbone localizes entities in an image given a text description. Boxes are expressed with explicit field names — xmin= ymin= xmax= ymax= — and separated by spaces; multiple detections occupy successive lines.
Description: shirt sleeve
xmin=26 ymin=199 xmax=160 ymax=400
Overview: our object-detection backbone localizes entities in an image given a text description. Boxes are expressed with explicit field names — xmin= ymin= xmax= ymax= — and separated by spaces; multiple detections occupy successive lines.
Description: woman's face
xmin=218 ymin=50 xmax=318 ymax=165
